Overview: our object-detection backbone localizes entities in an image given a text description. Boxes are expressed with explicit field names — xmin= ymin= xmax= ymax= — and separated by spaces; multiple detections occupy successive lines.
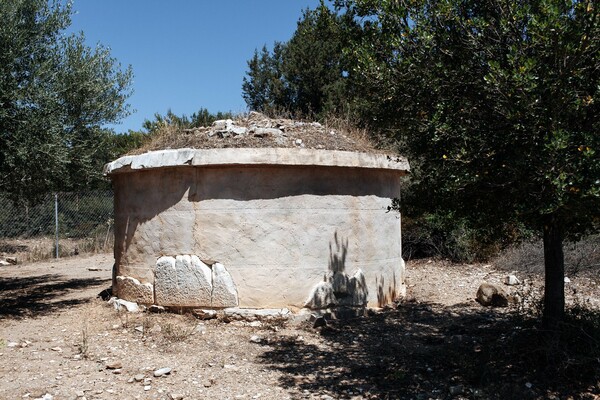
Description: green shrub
xmin=403 ymin=213 xmax=492 ymax=262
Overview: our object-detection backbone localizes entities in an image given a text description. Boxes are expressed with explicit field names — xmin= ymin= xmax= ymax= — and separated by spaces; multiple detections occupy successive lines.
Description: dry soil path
xmin=1 ymin=255 xmax=598 ymax=400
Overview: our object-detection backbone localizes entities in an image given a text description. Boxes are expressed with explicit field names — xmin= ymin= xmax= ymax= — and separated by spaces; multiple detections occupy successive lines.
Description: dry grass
xmin=494 ymin=234 xmax=600 ymax=276
xmin=131 ymin=123 xmax=201 ymax=155
xmin=111 ymin=304 xmax=199 ymax=344
xmin=0 ymin=235 xmax=114 ymax=264
xmin=130 ymin=112 xmax=391 ymax=156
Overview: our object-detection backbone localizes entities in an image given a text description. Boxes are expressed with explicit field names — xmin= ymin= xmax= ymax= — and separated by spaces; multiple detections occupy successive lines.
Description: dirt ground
xmin=1 ymin=254 xmax=599 ymax=400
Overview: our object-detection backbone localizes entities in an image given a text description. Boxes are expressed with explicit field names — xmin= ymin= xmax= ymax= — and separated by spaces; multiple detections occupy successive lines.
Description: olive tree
xmin=338 ymin=0 xmax=600 ymax=329
xmin=0 ymin=0 xmax=133 ymax=202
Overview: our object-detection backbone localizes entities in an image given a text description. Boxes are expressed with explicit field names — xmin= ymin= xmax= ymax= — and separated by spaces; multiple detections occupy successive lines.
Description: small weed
xmin=141 ymin=315 xmax=153 ymax=337
xmin=78 ymin=323 xmax=89 ymax=359
xmin=117 ymin=309 xmax=129 ymax=329
xmin=160 ymin=315 xmax=197 ymax=342
xmin=161 ymin=322 xmax=192 ymax=341
xmin=386 ymin=367 xmax=408 ymax=383
xmin=512 ymin=279 xmax=544 ymax=318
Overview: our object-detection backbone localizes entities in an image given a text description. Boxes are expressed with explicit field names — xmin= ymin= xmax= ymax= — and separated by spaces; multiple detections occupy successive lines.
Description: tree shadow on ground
xmin=0 ymin=274 xmax=110 ymax=318
xmin=259 ymin=301 xmax=600 ymax=400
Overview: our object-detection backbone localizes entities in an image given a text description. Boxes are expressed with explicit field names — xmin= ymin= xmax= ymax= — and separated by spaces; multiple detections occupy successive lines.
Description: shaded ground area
xmin=0 ymin=254 xmax=112 ymax=318
xmin=260 ymin=301 xmax=600 ymax=399
xmin=0 ymin=274 xmax=109 ymax=318
xmin=0 ymin=254 xmax=598 ymax=399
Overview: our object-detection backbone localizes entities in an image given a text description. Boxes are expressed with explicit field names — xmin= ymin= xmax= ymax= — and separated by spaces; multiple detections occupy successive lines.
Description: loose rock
xmin=154 ymin=367 xmax=172 ymax=377
xmin=192 ymin=309 xmax=217 ymax=320
xmin=191 ymin=323 xmax=205 ymax=335
xmin=106 ymin=361 xmax=122 ymax=370
xmin=108 ymin=297 xmax=141 ymax=313
xmin=476 ymin=283 xmax=509 ymax=307
xmin=504 ymin=275 xmax=521 ymax=285
xmin=249 ymin=335 xmax=262 ymax=344
xmin=449 ymin=385 xmax=464 ymax=396
xmin=148 ymin=305 xmax=166 ymax=313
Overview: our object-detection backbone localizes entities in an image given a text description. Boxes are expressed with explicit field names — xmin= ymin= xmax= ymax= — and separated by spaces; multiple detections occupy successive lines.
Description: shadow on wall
xmin=189 ymin=166 xmax=400 ymax=202
xmin=113 ymin=165 xmax=399 ymax=269
xmin=113 ymin=168 xmax=194 ymax=268
xmin=329 ymin=231 xmax=348 ymax=274
xmin=304 ymin=231 xmax=368 ymax=310
xmin=376 ymin=271 xmax=398 ymax=308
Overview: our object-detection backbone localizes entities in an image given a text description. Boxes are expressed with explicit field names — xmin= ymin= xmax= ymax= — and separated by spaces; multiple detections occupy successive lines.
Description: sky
xmin=67 ymin=0 xmax=322 ymax=133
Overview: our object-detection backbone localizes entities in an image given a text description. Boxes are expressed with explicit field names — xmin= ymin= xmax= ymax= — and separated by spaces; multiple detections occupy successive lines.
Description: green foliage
xmin=106 ymin=130 xmax=149 ymax=158
xmin=0 ymin=0 xmax=133 ymax=203
xmin=242 ymin=2 xmax=358 ymax=118
xmin=339 ymin=0 xmax=599 ymax=327
xmin=0 ymin=193 xmax=54 ymax=237
xmin=242 ymin=43 xmax=290 ymax=115
xmin=344 ymin=0 xmax=600 ymax=236
xmin=403 ymin=213 xmax=481 ymax=262
xmin=142 ymin=108 xmax=233 ymax=134
xmin=0 ymin=191 xmax=112 ymax=239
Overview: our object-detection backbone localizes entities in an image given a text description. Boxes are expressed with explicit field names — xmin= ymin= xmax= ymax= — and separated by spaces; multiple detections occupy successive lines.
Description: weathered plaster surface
xmin=104 ymin=148 xmax=409 ymax=175
xmin=107 ymin=148 xmax=409 ymax=309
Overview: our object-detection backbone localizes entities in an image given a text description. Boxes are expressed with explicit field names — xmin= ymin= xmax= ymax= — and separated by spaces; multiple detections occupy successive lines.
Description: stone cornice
xmin=104 ymin=148 xmax=410 ymax=175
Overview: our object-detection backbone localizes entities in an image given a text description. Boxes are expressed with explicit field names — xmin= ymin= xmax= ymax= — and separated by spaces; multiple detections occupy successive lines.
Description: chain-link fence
xmin=0 ymin=191 xmax=114 ymax=263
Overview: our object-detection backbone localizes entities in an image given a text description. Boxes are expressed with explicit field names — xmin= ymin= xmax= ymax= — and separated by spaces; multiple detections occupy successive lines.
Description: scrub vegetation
xmin=1 ymin=0 xmax=599 ymax=397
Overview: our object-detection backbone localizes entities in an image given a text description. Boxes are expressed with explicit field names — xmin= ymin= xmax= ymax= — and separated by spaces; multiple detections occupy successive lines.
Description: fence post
xmin=55 ymin=193 xmax=59 ymax=258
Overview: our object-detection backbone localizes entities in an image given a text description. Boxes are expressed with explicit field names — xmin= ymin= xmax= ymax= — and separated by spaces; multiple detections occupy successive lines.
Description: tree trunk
xmin=542 ymin=215 xmax=565 ymax=331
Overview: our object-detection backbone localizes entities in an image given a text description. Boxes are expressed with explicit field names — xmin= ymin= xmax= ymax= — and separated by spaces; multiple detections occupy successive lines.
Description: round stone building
xmin=105 ymin=124 xmax=409 ymax=313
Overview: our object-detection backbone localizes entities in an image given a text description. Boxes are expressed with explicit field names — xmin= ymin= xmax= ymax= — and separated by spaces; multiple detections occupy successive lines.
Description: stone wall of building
xmin=105 ymin=148 xmax=409 ymax=311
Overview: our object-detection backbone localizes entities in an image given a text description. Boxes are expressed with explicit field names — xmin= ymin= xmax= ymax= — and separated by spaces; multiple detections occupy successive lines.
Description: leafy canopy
xmin=340 ymin=0 xmax=599 ymax=236
xmin=141 ymin=108 xmax=234 ymax=134
xmin=242 ymin=1 xmax=358 ymax=118
xmin=337 ymin=0 xmax=599 ymax=327
xmin=0 ymin=0 xmax=133 ymax=202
